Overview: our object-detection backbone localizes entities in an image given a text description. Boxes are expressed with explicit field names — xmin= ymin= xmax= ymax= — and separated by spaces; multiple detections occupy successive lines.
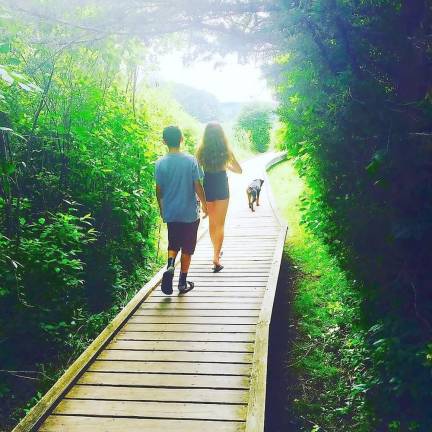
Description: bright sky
xmin=156 ymin=52 xmax=274 ymax=103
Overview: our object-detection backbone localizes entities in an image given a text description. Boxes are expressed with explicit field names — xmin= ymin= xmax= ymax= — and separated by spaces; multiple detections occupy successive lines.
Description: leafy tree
xmin=267 ymin=1 xmax=432 ymax=430
xmin=236 ymin=103 xmax=272 ymax=152
xmin=0 ymin=7 xmax=200 ymax=427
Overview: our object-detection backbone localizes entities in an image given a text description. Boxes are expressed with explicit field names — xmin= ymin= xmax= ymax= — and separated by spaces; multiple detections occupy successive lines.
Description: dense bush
xmin=267 ymin=160 xmax=373 ymax=431
xmin=0 ymin=14 xmax=199 ymax=426
xmin=235 ymin=103 xmax=273 ymax=153
xmin=270 ymin=1 xmax=432 ymax=429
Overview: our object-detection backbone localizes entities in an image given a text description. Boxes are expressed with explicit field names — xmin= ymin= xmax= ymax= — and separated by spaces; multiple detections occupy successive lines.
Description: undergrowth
xmin=268 ymin=159 xmax=373 ymax=431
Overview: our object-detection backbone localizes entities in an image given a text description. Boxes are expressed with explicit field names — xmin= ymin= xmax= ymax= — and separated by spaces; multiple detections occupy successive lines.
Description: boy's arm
xmin=194 ymin=181 xmax=208 ymax=218
xmin=155 ymin=184 xmax=163 ymax=217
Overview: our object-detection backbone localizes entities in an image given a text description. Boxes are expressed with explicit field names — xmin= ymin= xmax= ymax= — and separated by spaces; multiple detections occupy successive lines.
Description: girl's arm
xmin=227 ymin=152 xmax=242 ymax=174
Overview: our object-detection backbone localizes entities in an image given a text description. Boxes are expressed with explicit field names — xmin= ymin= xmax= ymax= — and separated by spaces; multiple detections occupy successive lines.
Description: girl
xmin=196 ymin=122 xmax=242 ymax=272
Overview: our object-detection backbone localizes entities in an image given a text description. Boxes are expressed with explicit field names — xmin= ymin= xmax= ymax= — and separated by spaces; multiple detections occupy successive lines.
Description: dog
xmin=247 ymin=179 xmax=264 ymax=212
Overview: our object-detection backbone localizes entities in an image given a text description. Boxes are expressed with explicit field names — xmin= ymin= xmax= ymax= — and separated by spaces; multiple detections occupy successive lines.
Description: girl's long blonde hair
xmin=196 ymin=122 xmax=232 ymax=172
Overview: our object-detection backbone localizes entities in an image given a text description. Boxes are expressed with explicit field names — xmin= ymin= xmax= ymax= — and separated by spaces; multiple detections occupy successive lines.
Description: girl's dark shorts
xmin=203 ymin=170 xmax=229 ymax=201
xmin=167 ymin=219 xmax=200 ymax=255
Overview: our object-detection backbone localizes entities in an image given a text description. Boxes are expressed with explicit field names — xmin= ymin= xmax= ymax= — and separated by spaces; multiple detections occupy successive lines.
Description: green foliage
xmin=235 ymin=103 xmax=273 ymax=153
xmin=0 ymin=11 xmax=199 ymax=428
xmin=220 ymin=122 xmax=255 ymax=162
xmin=270 ymin=1 xmax=432 ymax=429
xmin=269 ymin=159 xmax=372 ymax=431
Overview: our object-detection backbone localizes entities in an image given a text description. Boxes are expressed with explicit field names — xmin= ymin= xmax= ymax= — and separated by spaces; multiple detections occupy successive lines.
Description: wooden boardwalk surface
xmin=14 ymin=153 xmax=287 ymax=432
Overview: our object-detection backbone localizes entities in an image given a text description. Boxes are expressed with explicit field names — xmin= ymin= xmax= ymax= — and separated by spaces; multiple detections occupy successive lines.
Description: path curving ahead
xmin=14 ymin=152 xmax=287 ymax=432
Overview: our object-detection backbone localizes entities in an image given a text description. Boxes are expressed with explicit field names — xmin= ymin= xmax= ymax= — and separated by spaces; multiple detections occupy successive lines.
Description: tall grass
xmin=268 ymin=159 xmax=372 ymax=431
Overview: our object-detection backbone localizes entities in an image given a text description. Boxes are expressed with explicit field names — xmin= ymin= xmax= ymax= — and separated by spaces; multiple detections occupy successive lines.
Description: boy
xmin=155 ymin=126 xmax=207 ymax=295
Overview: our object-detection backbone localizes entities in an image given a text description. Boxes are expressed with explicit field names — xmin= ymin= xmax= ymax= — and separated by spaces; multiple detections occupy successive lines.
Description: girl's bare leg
xmin=207 ymin=199 xmax=229 ymax=265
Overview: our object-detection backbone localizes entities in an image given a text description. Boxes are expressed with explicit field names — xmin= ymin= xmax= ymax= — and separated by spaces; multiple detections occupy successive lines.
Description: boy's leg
xmin=178 ymin=219 xmax=200 ymax=293
xmin=167 ymin=249 xmax=178 ymax=268
xmin=181 ymin=253 xmax=192 ymax=273
xmin=162 ymin=223 xmax=181 ymax=295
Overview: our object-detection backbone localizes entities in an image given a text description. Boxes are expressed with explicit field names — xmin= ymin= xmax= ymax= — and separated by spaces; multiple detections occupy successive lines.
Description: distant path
xmin=14 ymin=152 xmax=287 ymax=432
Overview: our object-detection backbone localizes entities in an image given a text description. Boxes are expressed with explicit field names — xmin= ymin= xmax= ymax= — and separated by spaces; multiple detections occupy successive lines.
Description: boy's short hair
xmin=163 ymin=126 xmax=182 ymax=148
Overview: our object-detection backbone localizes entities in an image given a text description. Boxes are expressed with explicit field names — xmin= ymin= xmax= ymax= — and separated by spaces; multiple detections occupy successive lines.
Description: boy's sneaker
xmin=178 ymin=281 xmax=194 ymax=294
xmin=161 ymin=266 xmax=174 ymax=295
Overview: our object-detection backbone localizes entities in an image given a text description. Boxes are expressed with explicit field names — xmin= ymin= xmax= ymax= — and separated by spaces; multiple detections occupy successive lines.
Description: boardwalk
xmin=14 ymin=153 xmax=287 ymax=432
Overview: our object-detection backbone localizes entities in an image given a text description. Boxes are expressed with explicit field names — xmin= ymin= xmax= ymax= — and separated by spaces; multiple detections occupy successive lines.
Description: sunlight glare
xmin=156 ymin=52 xmax=274 ymax=103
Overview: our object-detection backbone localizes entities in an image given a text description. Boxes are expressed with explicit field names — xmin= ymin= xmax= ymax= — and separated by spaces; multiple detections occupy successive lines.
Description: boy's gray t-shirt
xmin=155 ymin=153 xmax=202 ymax=223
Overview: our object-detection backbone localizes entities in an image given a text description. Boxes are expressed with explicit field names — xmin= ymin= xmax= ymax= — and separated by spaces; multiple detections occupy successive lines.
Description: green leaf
xmin=0 ymin=161 xmax=16 ymax=175
xmin=0 ymin=42 xmax=10 ymax=54
xmin=18 ymin=82 xmax=32 ymax=92
xmin=0 ymin=66 xmax=13 ymax=85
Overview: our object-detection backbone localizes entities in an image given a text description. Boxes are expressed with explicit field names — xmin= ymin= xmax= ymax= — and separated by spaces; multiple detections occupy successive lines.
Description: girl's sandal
xmin=212 ymin=263 xmax=224 ymax=273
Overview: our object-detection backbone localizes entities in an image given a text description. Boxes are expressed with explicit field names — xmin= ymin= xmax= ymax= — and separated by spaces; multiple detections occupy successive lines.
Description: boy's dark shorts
xmin=167 ymin=219 xmax=200 ymax=255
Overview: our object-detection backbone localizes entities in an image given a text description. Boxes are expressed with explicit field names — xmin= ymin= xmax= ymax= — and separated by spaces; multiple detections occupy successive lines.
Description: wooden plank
xmin=196 ymin=246 xmax=276 ymax=250
xmin=186 ymin=269 xmax=271 ymax=274
xmin=88 ymin=360 xmax=251 ymax=376
xmin=39 ymin=416 xmax=245 ymax=432
xmin=195 ymin=248 xmax=276 ymax=251
xmin=185 ymin=273 xmax=269 ymax=277
xmin=144 ymin=297 xmax=262 ymax=304
xmin=127 ymin=316 xmax=258 ymax=325
xmin=54 ymin=399 xmax=247 ymax=421
xmin=150 ymin=291 xmax=265 ymax=297
xmin=122 ymin=323 xmax=257 ymax=332
xmin=194 ymin=246 xmax=273 ymax=250
xmin=138 ymin=303 xmax=262 ymax=311
xmin=196 ymin=247 xmax=274 ymax=251
xmin=190 ymin=259 xmax=272 ymax=262
xmin=98 ymin=350 xmax=253 ymax=364
xmin=116 ymin=331 xmax=255 ymax=343
xmin=190 ymin=260 xmax=273 ymax=264
xmin=184 ymin=265 xmax=271 ymax=269
xmin=78 ymin=372 xmax=250 ymax=389
xmin=197 ymin=243 xmax=276 ymax=247
xmin=210 ymin=233 xmax=278 ymax=237
xmin=152 ymin=287 xmax=265 ymax=299
xmin=192 ymin=255 xmax=274 ymax=259
xmin=133 ymin=309 xmax=260 ymax=317
xmin=107 ymin=340 xmax=254 ymax=352
xmin=165 ymin=281 xmax=267 ymax=287
xmin=169 ymin=275 xmax=269 ymax=279
xmin=65 ymin=384 xmax=248 ymax=404
xmin=153 ymin=280 xmax=268 ymax=285
xmin=189 ymin=261 xmax=273 ymax=265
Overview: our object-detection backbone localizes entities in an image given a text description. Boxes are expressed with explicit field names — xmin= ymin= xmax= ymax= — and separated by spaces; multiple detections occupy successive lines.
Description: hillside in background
xmin=161 ymin=82 xmax=246 ymax=123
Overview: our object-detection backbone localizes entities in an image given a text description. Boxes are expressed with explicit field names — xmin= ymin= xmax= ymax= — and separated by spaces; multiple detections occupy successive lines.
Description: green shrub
xmin=0 ymin=17 xmax=200 ymax=426
xmin=235 ymin=103 xmax=272 ymax=153
xmin=270 ymin=2 xmax=432 ymax=429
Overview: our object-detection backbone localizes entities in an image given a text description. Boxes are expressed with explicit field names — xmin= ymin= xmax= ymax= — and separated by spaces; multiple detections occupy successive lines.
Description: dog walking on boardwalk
xmin=247 ymin=179 xmax=264 ymax=212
